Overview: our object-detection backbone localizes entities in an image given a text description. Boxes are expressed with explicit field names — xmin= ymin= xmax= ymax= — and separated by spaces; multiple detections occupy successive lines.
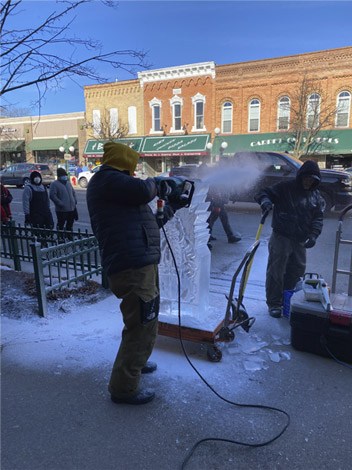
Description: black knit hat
xmin=57 ymin=167 xmax=67 ymax=177
xmin=30 ymin=171 xmax=42 ymax=184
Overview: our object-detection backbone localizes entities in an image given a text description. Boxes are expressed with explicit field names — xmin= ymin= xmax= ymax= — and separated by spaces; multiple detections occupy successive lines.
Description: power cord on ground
xmin=161 ymin=225 xmax=291 ymax=469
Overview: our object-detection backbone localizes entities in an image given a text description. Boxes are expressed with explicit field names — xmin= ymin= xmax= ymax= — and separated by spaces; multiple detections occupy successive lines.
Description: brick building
xmin=83 ymin=79 xmax=144 ymax=166
xmin=83 ymin=46 xmax=352 ymax=172
xmin=213 ymin=46 xmax=352 ymax=167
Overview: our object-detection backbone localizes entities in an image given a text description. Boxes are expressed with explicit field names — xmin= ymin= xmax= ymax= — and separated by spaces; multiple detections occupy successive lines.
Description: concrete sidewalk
xmin=2 ymin=238 xmax=352 ymax=470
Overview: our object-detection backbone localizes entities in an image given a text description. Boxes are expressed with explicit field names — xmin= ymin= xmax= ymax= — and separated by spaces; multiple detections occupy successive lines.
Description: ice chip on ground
xmin=269 ymin=351 xmax=281 ymax=362
xmin=243 ymin=357 xmax=266 ymax=371
xmin=279 ymin=351 xmax=291 ymax=360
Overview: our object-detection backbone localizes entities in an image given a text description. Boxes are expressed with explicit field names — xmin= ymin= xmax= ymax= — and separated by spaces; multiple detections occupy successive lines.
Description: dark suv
xmin=169 ymin=152 xmax=352 ymax=212
xmin=0 ymin=163 xmax=55 ymax=187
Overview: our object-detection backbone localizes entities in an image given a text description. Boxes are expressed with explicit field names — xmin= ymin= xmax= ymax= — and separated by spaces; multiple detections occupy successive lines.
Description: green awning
xmin=140 ymin=135 xmax=210 ymax=157
xmin=28 ymin=137 xmax=78 ymax=151
xmin=83 ymin=138 xmax=144 ymax=156
xmin=213 ymin=129 xmax=352 ymax=156
xmin=0 ymin=140 xmax=25 ymax=152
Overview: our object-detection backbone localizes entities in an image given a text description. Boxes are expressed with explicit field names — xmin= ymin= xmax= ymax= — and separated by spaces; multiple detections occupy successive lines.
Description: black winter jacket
xmin=87 ymin=165 xmax=167 ymax=276
xmin=255 ymin=161 xmax=324 ymax=242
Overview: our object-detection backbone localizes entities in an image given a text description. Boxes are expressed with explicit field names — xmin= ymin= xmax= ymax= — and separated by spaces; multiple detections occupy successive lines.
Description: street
xmin=7 ymin=186 xmax=351 ymax=295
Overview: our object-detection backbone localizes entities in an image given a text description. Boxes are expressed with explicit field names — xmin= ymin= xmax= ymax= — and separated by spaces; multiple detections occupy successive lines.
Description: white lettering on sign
xmin=91 ymin=142 xmax=104 ymax=151
xmin=151 ymin=137 xmax=199 ymax=151
xmin=250 ymin=136 xmax=339 ymax=147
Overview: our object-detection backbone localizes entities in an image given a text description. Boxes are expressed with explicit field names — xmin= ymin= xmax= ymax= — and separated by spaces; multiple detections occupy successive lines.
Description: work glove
xmin=25 ymin=214 xmax=31 ymax=224
xmin=304 ymin=236 xmax=316 ymax=249
xmin=153 ymin=177 xmax=171 ymax=199
xmin=260 ymin=200 xmax=273 ymax=214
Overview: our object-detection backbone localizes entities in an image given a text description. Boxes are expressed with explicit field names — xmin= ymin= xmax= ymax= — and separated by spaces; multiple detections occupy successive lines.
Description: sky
xmin=2 ymin=0 xmax=352 ymax=116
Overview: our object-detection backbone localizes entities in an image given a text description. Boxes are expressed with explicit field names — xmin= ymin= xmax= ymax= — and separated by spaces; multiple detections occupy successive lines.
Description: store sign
xmin=84 ymin=138 xmax=144 ymax=154
xmin=141 ymin=135 xmax=210 ymax=154
xmin=250 ymin=136 xmax=340 ymax=148
xmin=215 ymin=129 xmax=352 ymax=156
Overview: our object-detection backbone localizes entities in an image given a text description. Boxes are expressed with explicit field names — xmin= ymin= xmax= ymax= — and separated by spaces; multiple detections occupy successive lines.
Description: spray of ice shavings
xmin=200 ymin=155 xmax=264 ymax=198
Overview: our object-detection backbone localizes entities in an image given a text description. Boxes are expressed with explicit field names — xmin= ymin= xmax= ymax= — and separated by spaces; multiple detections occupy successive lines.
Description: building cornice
xmin=138 ymin=62 xmax=216 ymax=87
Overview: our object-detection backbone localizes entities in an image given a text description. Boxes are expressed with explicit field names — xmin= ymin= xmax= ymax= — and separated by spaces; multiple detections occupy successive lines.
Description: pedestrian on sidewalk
xmin=87 ymin=141 xmax=179 ymax=405
xmin=207 ymin=184 xmax=242 ymax=245
xmin=49 ymin=168 xmax=78 ymax=232
xmin=1 ymin=183 xmax=13 ymax=223
xmin=255 ymin=160 xmax=324 ymax=318
xmin=22 ymin=171 xmax=54 ymax=229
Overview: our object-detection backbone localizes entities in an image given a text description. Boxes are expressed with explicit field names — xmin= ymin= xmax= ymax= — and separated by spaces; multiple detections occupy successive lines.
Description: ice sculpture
xmin=158 ymin=179 xmax=211 ymax=321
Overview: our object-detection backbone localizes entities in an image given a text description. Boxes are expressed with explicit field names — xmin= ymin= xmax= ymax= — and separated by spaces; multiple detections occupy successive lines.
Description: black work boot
xmin=228 ymin=234 xmax=241 ymax=243
xmin=268 ymin=307 xmax=282 ymax=318
xmin=141 ymin=361 xmax=157 ymax=374
xmin=111 ymin=388 xmax=155 ymax=405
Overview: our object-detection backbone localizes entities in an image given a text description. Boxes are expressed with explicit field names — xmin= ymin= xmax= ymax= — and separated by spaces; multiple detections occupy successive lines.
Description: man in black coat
xmin=87 ymin=142 xmax=175 ymax=405
xmin=255 ymin=160 xmax=324 ymax=318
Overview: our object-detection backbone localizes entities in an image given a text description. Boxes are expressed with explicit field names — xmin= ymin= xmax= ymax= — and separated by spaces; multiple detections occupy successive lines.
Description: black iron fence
xmin=1 ymin=221 xmax=108 ymax=316
xmin=1 ymin=220 xmax=92 ymax=271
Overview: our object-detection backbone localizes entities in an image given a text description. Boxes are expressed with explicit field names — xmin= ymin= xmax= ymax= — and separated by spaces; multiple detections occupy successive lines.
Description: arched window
xmin=170 ymin=96 xmax=183 ymax=132
xmin=277 ymin=96 xmax=290 ymax=130
xmin=191 ymin=93 xmax=206 ymax=131
xmin=248 ymin=99 xmax=260 ymax=132
xmin=149 ymin=98 xmax=162 ymax=133
xmin=335 ymin=91 xmax=351 ymax=127
xmin=92 ymin=109 xmax=101 ymax=137
xmin=222 ymin=101 xmax=233 ymax=133
xmin=307 ymin=93 xmax=321 ymax=129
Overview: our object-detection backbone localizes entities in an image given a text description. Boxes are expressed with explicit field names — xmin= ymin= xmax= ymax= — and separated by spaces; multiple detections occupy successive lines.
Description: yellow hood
xmin=102 ymin=142 xmax=140 ymax=176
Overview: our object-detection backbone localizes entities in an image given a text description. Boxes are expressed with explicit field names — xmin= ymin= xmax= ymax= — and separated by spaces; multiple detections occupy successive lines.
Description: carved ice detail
xmin=159 ymin=180 xmax=210 ymax=320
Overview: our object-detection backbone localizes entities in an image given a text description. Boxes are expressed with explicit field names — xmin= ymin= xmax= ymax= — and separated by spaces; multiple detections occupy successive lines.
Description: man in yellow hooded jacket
xmin=87 ymin=142 xmax=175 ymax=405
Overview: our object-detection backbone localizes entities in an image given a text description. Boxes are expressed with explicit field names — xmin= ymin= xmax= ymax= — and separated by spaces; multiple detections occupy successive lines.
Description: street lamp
xmin=59 ymin=134 xmax=75 ymax=173
xmin=213 ymin=128 xmax=228 ymax=162
xmin=206 ymin=142 xmax=213 ymax=165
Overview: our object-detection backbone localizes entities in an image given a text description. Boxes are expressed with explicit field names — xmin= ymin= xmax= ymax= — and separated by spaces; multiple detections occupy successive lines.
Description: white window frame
xmin=128 ymin=106 xmax=137 ymax=134
xmin=170 ymin=95 xmax=183 ymax=133
xmin=149 ymin=97 xmax=162 ymax=134
xmin=306 ymin=93 xmax=321 ymax=129
xmin=335 ymin=91 xmax=351 ymax=128
xmin=109 ymin=108 xmax=118 ymax=135
xmin=248 ymin=99 xmax=260 ymax=132
xmin=221 ymin=101 xmax=233 ymax=133
xmin=92 ymin=109 xmax=101 ymax=137
xmin=277 ymin=96 xmax=290 ymax=131
xmin=191 ymin=93 xmax=206 ymax=132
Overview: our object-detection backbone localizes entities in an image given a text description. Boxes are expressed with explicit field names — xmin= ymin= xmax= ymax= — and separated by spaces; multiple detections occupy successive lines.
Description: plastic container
xmin=283 ymin=289 xmax=295 ymax=318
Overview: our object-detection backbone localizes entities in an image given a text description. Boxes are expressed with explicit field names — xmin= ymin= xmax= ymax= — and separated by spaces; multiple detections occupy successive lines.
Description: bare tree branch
xmin=283 ymin=75 xmax=338 ymax=159
xmin=0 ymin=0 xmax=149 ymax=110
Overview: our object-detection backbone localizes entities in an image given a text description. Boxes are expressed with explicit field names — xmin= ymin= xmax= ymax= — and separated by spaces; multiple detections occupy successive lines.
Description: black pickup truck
xmin=228 ymin=152 xmax=352 ymax=212
xmin=169 ymin=152 xmax=352 ymax=212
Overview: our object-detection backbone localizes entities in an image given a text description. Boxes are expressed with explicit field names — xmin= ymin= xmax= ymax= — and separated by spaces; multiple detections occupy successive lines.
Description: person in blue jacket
xmin=255 ymin=160 xmax=324 ymax=318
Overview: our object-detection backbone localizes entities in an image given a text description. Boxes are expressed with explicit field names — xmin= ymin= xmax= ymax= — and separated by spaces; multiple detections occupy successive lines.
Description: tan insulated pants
xmin=108 ymin=264 xmax=159 ymax=397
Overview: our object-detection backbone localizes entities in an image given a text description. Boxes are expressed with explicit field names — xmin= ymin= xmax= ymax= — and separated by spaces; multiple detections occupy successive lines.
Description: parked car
xmin=77 ymin=165 xmax=101 ymax=188
xmin=58 ymin=163 xmax=77 ymax=175
xmin=343 ymin=167 xmax=352 ymax=174
xmin=0 ymin=163 xmax=55 ymax=187
xmin=169 ymin=152 xmax=352 ymax=212
xmin=169 ymin=164 xmax=200 ymax=178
